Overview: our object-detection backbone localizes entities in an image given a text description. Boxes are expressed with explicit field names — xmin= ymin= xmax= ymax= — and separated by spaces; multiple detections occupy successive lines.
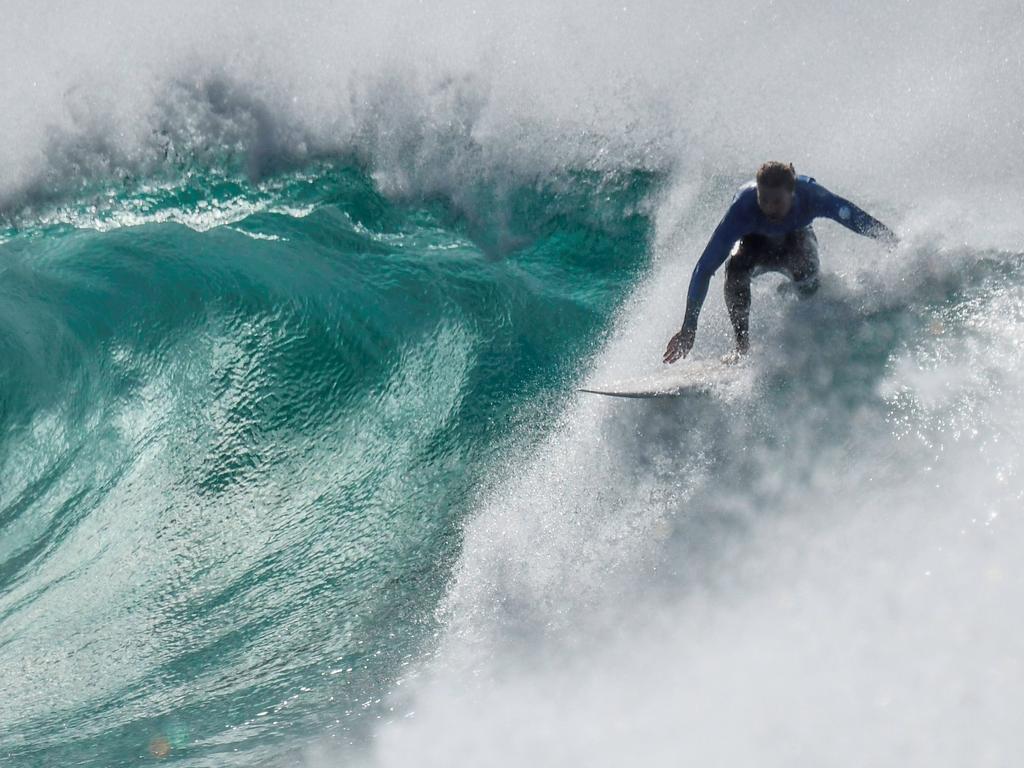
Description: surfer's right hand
xmin=663 ymin=326 xmax=695 ymax=364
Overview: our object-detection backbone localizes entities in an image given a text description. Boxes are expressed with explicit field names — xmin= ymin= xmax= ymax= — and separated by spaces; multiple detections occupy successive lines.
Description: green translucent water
xmin=0 ymin=162 xmax=657 ymax=767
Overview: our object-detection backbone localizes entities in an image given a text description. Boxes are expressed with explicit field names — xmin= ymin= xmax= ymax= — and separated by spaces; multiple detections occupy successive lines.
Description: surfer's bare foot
xmin=720 ymin=348 xmax=746 ymax=366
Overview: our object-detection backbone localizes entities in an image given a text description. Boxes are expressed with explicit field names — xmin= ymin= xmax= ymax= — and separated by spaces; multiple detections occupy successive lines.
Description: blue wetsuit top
xmin=682 ymin=175 xmax=891 ymax=330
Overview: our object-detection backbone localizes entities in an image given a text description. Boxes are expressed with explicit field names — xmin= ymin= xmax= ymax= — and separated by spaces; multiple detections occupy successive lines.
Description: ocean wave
xmin=0 ymin=161 xmax=655 ymax=766
xmin=2 ymin=1 xmax=1023 ymax=765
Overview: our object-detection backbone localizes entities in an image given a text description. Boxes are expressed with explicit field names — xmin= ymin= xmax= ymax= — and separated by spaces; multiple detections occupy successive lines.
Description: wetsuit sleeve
xmin=814 ymin=186 xmax=896 ymax=243
xmin=681 ymin=204 xmax=746 ymax=330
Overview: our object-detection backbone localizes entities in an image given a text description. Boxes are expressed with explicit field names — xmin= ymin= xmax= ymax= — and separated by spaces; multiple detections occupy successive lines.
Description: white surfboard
xmin=578 ymin=359 xmax=751 ymax=399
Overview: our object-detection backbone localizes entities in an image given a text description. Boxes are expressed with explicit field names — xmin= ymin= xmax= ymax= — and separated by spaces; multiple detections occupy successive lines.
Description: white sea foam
xmin=2 ymin=1 xmax=1021 ymax=218
xmin=321 ymin=2 xmax=1020 ymax=764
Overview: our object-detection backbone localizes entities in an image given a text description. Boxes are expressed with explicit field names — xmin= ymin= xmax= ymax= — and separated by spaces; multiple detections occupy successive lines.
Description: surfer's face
xmin=757 ymin=185 xmax=794 ymax=221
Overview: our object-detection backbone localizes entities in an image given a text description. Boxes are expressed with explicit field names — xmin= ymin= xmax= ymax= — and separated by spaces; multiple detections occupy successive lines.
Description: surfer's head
xmin=756 ymin=161 xmax=796 ymax=221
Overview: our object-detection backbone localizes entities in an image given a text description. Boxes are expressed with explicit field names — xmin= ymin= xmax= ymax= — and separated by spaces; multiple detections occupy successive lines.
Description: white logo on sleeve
xmin=839 ymin=205 xmax=851 ymax=220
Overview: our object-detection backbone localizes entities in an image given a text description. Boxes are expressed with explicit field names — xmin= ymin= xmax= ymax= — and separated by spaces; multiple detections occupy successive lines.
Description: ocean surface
xmin=2 ymin=2 xmax=1024 ymax=766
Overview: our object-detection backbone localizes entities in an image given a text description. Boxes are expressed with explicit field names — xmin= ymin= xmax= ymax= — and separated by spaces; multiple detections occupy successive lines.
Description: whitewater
xmin=1 ymin=1 xmax=1023 ymax=766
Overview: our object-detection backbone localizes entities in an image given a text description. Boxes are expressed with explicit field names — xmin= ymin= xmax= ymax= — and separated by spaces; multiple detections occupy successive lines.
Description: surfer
xmin=662 ymin=162 xmax=897 ymax=364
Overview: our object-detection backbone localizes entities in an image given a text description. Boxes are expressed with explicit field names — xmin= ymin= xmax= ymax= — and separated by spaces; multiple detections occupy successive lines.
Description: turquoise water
xmin=0 ymin=162 xmax=655 ymax=766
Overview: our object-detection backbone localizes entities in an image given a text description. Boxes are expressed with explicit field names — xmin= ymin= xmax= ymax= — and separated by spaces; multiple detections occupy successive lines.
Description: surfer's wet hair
xmin=756 ymin=161 xmax=797 ymax=191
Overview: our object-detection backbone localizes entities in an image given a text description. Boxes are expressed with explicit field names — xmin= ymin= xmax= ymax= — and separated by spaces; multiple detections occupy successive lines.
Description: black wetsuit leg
xmin=724 ymin=226 xmax=819 ymax=351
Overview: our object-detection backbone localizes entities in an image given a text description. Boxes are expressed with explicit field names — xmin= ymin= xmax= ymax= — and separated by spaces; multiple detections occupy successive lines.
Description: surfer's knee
xmin=724 ymin=265 xmax=752 ymax=313
xmin=788 ymin=237 xmax=819 ymax=298
xmin=726 ymin=237 xmax=760 ymax=279
xmin=724 ymin=255 xmax=752 ymax=289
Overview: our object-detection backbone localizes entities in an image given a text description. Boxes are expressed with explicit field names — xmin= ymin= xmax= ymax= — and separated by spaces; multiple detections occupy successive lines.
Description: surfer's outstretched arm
xmin=682 ymin=206 xmax=746 ymax=329
xmin=664 ymin=206 xmax=745 ymax=363
xmin=815 ymin=186 xmax=898 ymax=246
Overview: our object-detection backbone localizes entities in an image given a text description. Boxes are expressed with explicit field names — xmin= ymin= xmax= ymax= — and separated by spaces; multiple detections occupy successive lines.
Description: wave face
xmin=0 ymin=165 xmax=654 ymax=766
xmin=2 ymin=1 xmax=1024 ymax=767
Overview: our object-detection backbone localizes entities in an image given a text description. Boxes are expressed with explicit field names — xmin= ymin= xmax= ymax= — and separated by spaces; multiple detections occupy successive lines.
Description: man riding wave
xmin=663 ymin=161 xmax=897 ymax=364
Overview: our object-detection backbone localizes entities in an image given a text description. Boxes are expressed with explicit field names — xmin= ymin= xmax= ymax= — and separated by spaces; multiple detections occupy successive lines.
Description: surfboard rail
xmin=577 ymin=359 xmax=751 ymax=399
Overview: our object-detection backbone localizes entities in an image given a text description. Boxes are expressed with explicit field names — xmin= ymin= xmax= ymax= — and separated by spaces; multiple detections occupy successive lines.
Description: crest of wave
xmin=1 ymin=0 xmax=1020 ymax=223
